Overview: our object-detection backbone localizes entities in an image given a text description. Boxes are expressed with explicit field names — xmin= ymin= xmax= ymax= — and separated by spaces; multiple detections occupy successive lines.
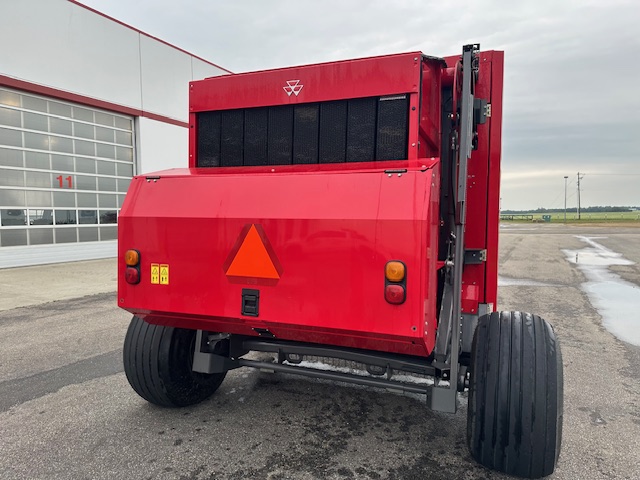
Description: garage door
xmin=0 ymin=87 xmax=134 ymax=253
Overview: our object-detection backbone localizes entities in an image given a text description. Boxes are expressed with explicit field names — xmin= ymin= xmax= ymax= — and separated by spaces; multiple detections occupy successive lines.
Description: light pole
xmin=564 ymin=176 xmax=568 ymax=223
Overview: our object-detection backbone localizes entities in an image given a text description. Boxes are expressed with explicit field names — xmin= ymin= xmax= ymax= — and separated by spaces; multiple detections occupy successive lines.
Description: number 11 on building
xmin=56 ymin=175 xmax=73 ymax=188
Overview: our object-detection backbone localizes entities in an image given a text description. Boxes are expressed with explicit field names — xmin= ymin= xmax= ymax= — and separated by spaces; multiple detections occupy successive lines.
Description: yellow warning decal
xmin=160 ymin=264 xmax=169 ymax=285
xmin=151 ymin=263 xmax=159 ymax=284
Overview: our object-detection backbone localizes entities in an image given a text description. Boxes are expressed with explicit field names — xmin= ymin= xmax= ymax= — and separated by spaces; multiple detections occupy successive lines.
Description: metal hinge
xmin=464 ymin=249 xmax=487 ymax=264
xmin=486 ymin=104 xmax=491 ymax=118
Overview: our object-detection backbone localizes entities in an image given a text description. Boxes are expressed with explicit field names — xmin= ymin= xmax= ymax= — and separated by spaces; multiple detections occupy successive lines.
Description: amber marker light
xmin=385 ymin=261 xmax=406 ymax=282
xmin=124 ymin=249 xmax=141 ymax=285
xmin=125 ymin=249 xmax=140 ymax=266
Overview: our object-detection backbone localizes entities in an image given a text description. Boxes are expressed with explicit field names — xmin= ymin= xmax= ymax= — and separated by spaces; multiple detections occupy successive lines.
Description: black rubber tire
xmin=467 ymin=311 xmax=563 ymax=479
xmin=123 ymin=316 xmax=226 ymax=407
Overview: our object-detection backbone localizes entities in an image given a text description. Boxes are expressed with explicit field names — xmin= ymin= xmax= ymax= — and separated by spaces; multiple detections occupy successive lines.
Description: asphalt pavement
xmin=0 ymin=224 xmax=639 ymax=479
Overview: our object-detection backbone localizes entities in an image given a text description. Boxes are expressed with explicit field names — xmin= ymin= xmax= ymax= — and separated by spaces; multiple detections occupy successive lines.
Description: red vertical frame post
xmin=442 ymin=49 xmax=503 ymax=314
xmin=188 ymin=110 xmax=197 ymax=168
xmin=407 ymin=92 xmax=420 ymax=160
xmin=418 ymin=58 xmax=443 ymax=158
xmin=483 ymin=51 xmax=504 ymax=309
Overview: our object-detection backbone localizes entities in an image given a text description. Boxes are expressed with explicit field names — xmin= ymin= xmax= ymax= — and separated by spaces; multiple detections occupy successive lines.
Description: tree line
xmin=501 ymin=206 xmax=638 ymax=214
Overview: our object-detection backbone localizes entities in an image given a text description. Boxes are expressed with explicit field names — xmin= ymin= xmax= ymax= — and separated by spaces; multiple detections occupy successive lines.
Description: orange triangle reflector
xmin=224 ymin=224 xmax=282 ymax=282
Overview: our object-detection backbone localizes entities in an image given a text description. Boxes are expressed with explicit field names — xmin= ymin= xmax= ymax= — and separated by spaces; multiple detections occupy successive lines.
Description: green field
xmin=500 ymin=211 xmax=640 ymax=223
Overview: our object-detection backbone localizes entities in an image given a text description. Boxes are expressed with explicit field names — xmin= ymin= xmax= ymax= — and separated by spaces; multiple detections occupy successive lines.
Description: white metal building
xmin=0 ymin=0 xmax=228 ymax=268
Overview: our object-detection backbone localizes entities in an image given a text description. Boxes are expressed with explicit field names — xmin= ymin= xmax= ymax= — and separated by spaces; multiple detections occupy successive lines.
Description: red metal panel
xmin=419 ymin=58 xmax=442 ymax=157
xmin=188 ymin=112 xmax=197 ymax=168
xmin=484 ymin=51 xmax=504 ymax=309
xmin=185 ymin=158 xmax=432 ymax=176
xmin=463 ymin=54 xmax=491 ymax=313
xmin=118 ymin=161 xmax=440 ymax=356
xmin=189 ymin=53 xmax=423 ymax=112
xmin=424 ymin=162 xmax=441 ymax=348
xmin=442 ymin=50 xmax=502 ymax=314
xmin=407 ymin=93 xmax=420 ymax=160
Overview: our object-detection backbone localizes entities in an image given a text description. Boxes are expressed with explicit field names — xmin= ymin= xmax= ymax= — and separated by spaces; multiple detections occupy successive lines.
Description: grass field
xmin=501 ymin=211 xmax=640 ymax=223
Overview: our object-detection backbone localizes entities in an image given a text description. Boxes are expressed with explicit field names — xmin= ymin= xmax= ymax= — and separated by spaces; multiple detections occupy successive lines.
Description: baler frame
xmin=190 ymin=45 xmax=483 ymax=414
xmin=119 ymin=44 xmax=563 ymax=479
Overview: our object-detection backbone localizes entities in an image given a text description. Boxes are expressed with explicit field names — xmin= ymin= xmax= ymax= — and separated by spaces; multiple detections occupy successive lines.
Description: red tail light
xmin=385 ymin=284 xmax=405 ymax=304
xmin=124 ymin=248 xmax=141 ymax=284
xmin=125 ymin=266 xmax=140 ymax=285
xmin=385 ymin=260 xmax=407 ymax=305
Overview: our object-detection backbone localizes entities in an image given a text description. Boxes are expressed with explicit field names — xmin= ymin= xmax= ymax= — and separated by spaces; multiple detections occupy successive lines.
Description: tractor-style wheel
xmin=123 ymin=316 xmax=226 ymax=407
xmin=467 ymin=311 xmax=563 ymax=478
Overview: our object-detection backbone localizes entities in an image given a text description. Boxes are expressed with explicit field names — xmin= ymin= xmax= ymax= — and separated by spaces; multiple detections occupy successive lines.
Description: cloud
xmin=78 ymin=0 xmax=640 ymax=209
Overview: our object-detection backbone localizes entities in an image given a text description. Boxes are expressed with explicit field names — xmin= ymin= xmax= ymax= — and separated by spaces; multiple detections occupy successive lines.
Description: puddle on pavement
xmin=563 ymin=236 xmax=640 ymax=346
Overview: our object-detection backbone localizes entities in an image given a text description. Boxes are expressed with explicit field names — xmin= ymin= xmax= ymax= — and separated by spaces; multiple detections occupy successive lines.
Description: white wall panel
xmin=0 ymin=241 xmax=116 ymax=268
xmin=140 ymin=36 xmax=192 ymax=122
xmin=137 ymin=117 xmax=188 ymax=174
xmin=0 ymin=0 xmax=142 ymax=109
xmin=192 ymin=58 xmax=229 ymax=82
xmin=1 ymin=1 xmax=228 ymax=120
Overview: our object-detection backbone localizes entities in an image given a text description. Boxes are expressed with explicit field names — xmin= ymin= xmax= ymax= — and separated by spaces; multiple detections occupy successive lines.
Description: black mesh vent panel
xmin=268 ymin=106 xmax=293 ymax=165
xmin=346 ymin=98 xmax=377 ymax=162
xmin=196 ymin=95 xmax=409 ymax=167
xmin=376 ymin=96 xmax=409 ymax=160
xmin=244 ymin=108 xmax=268 ymax=166
xmin=220 ymin=110 xmax=244 ymax=167
xmin=319 ymin=101 xmax=347 ymax=163
xmin=293 ymin=104 xmax=319 ymax=164
xmin=197 ymin=111 xmax=221 ymax=167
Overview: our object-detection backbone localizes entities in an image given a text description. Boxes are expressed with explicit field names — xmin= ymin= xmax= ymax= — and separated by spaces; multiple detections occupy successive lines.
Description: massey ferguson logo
xmin=283 ymin=80 xmax=303 ymax=97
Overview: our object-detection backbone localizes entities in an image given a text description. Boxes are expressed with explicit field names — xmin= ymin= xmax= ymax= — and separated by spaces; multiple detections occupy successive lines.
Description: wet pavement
xmin=1 ymin=224 xmax=639 ymax=479
xmin=562 ymin=236 xmax=640 ymax=346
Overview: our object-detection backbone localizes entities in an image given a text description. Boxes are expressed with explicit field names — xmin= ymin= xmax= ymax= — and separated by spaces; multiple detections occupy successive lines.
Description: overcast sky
xmin=80 ymin=0 xmax=639 ymax=210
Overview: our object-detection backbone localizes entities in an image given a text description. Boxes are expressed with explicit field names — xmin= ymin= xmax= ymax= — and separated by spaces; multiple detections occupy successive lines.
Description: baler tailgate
xmin=118 ymin=165 xmax=438 ymax=356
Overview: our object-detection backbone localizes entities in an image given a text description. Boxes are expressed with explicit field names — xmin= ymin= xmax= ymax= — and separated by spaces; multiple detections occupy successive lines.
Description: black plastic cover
xmin=196 ymin=95 xmax=409 ymax=167
xmin=241 ymin=288 xmax=260 ymax=317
